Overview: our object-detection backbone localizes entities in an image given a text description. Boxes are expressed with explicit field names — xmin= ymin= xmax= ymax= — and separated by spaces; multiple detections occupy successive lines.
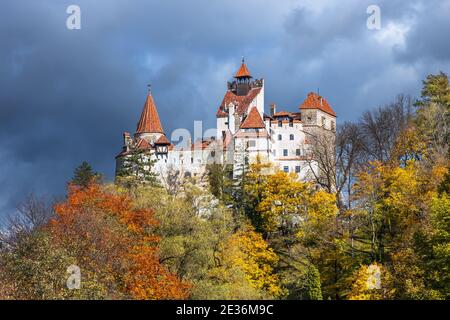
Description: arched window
xmin=290 ymin=134 xmax=294 ymax=140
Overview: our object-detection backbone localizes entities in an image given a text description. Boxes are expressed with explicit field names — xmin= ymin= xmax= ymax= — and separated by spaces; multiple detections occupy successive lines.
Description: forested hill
xmin=1 ymin=72 xmax=449 ymax=300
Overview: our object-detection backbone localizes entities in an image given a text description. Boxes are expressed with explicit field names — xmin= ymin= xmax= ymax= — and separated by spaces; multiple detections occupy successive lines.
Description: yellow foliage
xmin=348 ymin=263 xmax=395 ymax=300
xmin=217 ymin=228 xmax=284 ymax=298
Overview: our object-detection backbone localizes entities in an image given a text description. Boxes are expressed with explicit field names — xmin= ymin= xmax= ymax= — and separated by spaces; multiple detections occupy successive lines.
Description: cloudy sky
xmin=0 ymin=0 xmax=449 ymax=220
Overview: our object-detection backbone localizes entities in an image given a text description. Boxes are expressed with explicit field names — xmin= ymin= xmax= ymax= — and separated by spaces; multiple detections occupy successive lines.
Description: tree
xmin=428 ymin=194 xmax=450 ymax=298
xmin=71 ymin=161 xmax=101 ymax=188
xmin=302 ymin=265 xmax=323 ymax=300
xmin=206 ymin=163 xmax=234 ymax=204
xmin=255 ymin=171 xmax=310 ymax=235
xmin=416 ymin=72 xmax=450 ymax=108
xmin=198 ymin=227 xmax=284 ymax=299
xmin=0 ymin=231 xmax=107 ymax=300
xmin=359 ymin=95 xmax=413 ymax=163
xmin=51 ymin=184 xmax=189 ymax=299
xmin=348 ymin=263 xmax=394 ymax=300
xmin=116 ymin=149 xmax=160 ymax=189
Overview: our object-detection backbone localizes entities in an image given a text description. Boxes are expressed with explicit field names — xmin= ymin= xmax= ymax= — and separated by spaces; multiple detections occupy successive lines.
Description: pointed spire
xmin=234 ymin=57 xmax=252 ymax=78
xmin=136 ymin=88 xmax=164 ymax=134
xmin=240 ymin=107 xmax=265 ymax=129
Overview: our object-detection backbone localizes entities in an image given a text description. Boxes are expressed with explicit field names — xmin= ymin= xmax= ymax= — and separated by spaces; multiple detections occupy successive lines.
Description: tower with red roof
xmin=116 ymin=58 xmax=337 ymax=185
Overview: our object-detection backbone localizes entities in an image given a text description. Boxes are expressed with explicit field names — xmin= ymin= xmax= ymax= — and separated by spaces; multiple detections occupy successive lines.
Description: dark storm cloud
xmin=0 ymin=0 xmax=449 ymax=220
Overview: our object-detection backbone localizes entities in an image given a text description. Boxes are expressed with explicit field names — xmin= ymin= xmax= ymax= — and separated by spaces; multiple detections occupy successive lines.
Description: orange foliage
xmin=50 ymin=183 xmax=190 ymax=299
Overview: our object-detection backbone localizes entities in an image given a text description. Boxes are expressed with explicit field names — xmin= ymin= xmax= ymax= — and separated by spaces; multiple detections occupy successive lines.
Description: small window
xmin=247 ymin=140 xmax=256 ymax=148
xmin=289 ymin=120 xmax=294 ymax=127
xmin=295 ymin=166 xmax=301 ymax=173
xmin=283 ymin=166 xmax=289 ymax=173
xmin=296 ymin=149 xmax=301 ymax=156
xmin=322 ymin=116 xmax=326 ymax=126
xmin=331 ymin=121 xmax=335 ymax=131
xmin=283 ymin=149 xmax=288 ymax=157
xmin=290 ymin=134 xmax=294 ymax=141
xmin=278 ymin=121 xmax=282 ymax=127
xmin=278 ymin=134 xmax=282 ymax=141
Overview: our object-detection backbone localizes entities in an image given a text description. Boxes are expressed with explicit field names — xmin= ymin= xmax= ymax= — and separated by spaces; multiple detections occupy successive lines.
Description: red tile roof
xmin=155 ymin=134 xmax=170 ymax=145
xmin=136 ymin=138 xmax=152 ymax=150
xmin=240 ymin=107 xmax=266 ymax=129
xmin=216 ymin=87 xmax=262 ymax=117
xmin=299 ymin=92 xmax=336 ymax=117
xmin=273 ymin=110 xmax=291 ymax=117
xmin=136 ymin=93 xmax=165 ymax=134
xmin=235 ymin=62 xmax=252 ymax=78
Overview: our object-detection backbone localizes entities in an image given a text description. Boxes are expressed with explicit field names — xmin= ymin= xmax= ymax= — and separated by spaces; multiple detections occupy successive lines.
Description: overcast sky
xmin=0 ymin=0 xmax=449 ymax=220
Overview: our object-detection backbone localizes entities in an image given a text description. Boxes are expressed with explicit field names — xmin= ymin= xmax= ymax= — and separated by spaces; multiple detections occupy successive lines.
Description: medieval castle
xmin=116 ymin=59 xmax=337 ymax=184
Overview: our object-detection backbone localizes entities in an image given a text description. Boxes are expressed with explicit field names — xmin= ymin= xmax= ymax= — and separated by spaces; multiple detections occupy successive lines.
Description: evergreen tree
xmin=72 ymin=161 xmax=100 ymax=188
xmin=206 ymin=163 xmax=233 ymax=203
xmin=116 ymin=149 xmax=160 ymax=188
xmin=302 ymin=265 xmax=323 ymax=300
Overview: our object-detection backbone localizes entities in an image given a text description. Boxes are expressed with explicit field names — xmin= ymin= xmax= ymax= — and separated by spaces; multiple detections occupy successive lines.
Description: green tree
xmin=71 ymin=161 xmax=101 ymax=188
xmin=0 ymin=231 xmax=107 ymax=300
xmin=206 ymin=163 xmax=234 ymax=204
xmin=416 ymin=72 xmax=450 ymax=108
xmin=116 ymin=149 xmax=160 ymax=190
xmin=302 ymin=265 xmax=323 ymax=300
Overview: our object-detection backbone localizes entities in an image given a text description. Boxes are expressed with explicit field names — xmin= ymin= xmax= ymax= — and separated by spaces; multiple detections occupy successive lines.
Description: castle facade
xmin=116 ymin=59 xmax=337 ymax=184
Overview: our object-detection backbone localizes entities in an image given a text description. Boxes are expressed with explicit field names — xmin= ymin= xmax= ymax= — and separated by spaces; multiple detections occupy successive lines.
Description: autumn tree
xmin=50 ymin=183 xmax=189 ymax=299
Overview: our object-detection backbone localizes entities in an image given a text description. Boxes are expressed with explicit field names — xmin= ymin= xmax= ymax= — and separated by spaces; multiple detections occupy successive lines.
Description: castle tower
xmin=299 ymin=92 xmax=336 ymax=133
xmin=234 ymin=57 xmax=252 ymax=96
xmin=135 ymin=87 xmax=165 ymax=145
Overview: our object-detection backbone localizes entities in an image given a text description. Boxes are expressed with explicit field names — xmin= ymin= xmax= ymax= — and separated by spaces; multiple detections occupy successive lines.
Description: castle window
xmin=278 ymin=121 xmax=282 ymax=127
xmin=296 ymin=149 xmax=301 ymax=156
xmin=278 ymin=134 xmax=282 ymax=141
xmin=247 ymin=140 xmax=256 ymax=148
xmin=283 ymin=166 xmax=289 ymax=173
xmin=283 ymin=149 xmax=288 ymax=157
xmin=289 ymin=120 xmax=293 ymax=127
xmin=322 ymin=116 xmax=326 ymax=127
xmin=331 ymin=120 xmax=335 ymax=131
xmin=290 ymin=134 xmax=294 ymax=141
xmin=295 ymin=166 xmax=301 ymax=173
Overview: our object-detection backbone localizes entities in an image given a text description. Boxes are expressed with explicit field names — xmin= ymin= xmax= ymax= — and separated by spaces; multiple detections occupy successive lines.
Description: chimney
xmin=123 ymin=132 xmax=132 ymax=151
xmin=270 ymin=103 xmax=277 ymax=116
